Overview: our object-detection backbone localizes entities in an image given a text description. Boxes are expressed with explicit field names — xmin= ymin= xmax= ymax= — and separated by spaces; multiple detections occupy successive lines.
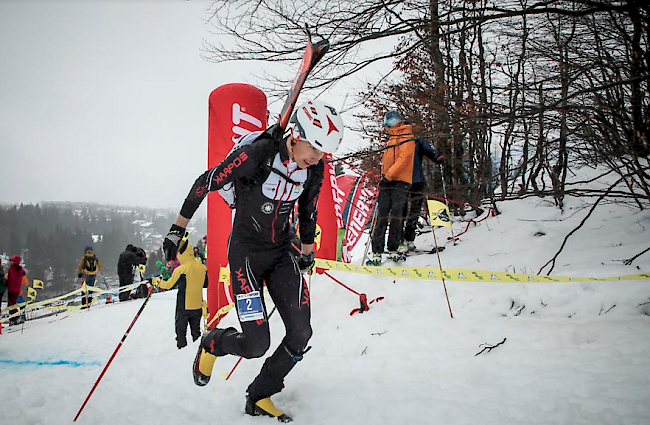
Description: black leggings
xmin=209 ymin=242 xmax=311 ymax=401
xmin=175 ymin=308 xmax=202 ymax=347
xmin=372 ymin=180 xmax=411 ymax=253
xmin=403 ymin=182 xmax=427 ymax=243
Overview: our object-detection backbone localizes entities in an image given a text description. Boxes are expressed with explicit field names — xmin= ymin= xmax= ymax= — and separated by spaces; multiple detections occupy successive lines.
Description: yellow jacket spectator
xmin=77 ymin=246 xmax=103 ymax=308
xmin=77 ymin=247 xmax=103 ymax=280
xmin=159 ymin=240 xmax=208 ymax=349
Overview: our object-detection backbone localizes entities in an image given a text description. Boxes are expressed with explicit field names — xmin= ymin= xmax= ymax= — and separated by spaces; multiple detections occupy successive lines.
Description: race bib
xmin=236 ymin=291 xmax=265 ymax=322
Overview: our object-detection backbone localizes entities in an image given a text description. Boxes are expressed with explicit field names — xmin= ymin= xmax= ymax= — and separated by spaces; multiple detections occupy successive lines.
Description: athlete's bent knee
xmin=288 ymin=326 xmax=312 ymax=351
xmin=241 ymin=338 xmax=271 ymax=359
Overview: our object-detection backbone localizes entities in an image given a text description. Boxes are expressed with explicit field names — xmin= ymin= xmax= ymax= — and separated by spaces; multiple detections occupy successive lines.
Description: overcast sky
xmin=0 ymin=0 xmax=362 ymax=212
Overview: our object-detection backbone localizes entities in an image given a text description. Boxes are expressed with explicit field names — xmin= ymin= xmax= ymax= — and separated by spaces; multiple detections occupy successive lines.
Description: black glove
xmin=297 ymin=251 xmax=315 ymax=274
xmin=163 ymin=224 xmax=186 ymax=262
xmin=78 ymin=273 xmax=83 ymax=279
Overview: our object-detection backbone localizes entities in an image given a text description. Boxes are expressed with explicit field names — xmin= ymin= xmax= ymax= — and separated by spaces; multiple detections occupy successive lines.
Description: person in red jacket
xmin=6 ymin=255 xmax=29 ymax=325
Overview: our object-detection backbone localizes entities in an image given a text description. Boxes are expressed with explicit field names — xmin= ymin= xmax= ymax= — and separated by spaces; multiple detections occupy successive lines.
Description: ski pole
xmin=361 ymin=202 xmax=379 ymax=266
xmin=432 ymin=227 xmax=453 ymax=319
xmin=82 ymin=276 xmax=90 ymax=310
xmin=73 ymin=283 xmax=154 ymax=421
xmin=99 ymin=272 xmax=110 ymax=291
xmin=439 ymin=163 xmax=457 ymax=245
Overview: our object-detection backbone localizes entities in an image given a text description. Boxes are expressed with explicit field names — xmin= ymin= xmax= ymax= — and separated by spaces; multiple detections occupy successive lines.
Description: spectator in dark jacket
xmin=402 ymin=139 xmax=444 ymax=251
xmin=117 ymin=245 xmax=147 ymax=302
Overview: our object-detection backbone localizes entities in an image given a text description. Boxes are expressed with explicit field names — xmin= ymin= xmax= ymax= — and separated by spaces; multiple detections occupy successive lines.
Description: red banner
xmin=336 ymin=174 xmax=357 ymax=226
xmin=342 ymin=172 xmax=377 ymax=260
xmin=207 ymin=84 xmax=267 ymax=328
xmin=313 ymin=159 xmax=344 ymax=271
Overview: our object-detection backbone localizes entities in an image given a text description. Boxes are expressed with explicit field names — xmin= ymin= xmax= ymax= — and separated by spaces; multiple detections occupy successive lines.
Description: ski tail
xmin=277 ymin=35 xmax=330 ymax=131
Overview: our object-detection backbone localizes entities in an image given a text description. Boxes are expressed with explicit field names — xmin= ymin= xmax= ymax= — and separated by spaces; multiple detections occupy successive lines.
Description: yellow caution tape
xmin=215 ymin=261 xmax=650 ymax=283
xmin=6 ymin=259 xmax=647 ymax=325
xmin=314 ymin=259 xmax=650 ymax=283
xmin=1 ymin=280 xmax=150 ymax=320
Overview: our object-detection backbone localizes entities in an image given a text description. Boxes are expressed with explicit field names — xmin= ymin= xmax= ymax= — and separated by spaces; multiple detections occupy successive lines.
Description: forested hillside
xmin=0 ymin=202 xmax=206 ymax=298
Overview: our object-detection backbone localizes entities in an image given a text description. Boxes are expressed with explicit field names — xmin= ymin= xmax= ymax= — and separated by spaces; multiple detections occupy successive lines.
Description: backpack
xmin=84 ymin=256 xmax=98 ymax=273
xmin=216 ymin=126 xmax=303 ymax=207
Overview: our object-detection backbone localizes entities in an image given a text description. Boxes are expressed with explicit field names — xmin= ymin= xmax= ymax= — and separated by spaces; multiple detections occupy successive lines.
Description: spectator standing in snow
xmin=6 ymin=255 xmax=30 ymax=325
xmin=77 ymin=246 xmax=103 ymax=307
xmin=402 ymin=139 xmax=444 ymax=252
xmin=117 ymin=244 xmax=147 ymax=302
xmin=369 ymin=110 xmax=415 ymax=264
xmin=193 ymin=245 xmax=206 ymax=264
xmin=157 ymin=240 xmax=208 ymax=349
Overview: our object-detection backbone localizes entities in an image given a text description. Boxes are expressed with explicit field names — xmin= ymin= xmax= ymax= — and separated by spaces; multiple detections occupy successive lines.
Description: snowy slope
xmin=2 ymin=179 xmax=650 ymax=425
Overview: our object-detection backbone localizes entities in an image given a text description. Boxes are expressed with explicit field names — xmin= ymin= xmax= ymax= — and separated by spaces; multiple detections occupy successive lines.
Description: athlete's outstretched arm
xmin=178 ymin=141 xmax=270 ymax=221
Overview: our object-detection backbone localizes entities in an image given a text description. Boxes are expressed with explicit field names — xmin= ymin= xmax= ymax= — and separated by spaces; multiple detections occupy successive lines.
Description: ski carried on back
xmin=275 ymin=31 xmax=330 ymax=134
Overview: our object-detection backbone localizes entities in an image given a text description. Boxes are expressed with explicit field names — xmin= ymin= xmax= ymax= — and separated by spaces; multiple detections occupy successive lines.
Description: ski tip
xmin=312 ymin=38 xmax=330 ymax=56
xmin=313 ymin=38 xmax=329 ymax=49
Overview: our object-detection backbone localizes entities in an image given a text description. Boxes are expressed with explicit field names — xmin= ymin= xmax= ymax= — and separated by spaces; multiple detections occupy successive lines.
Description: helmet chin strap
xmin=286 ymin=135 xmax=297 ymax=162
xmin=287 ymin=125 xmax=303 ymax=162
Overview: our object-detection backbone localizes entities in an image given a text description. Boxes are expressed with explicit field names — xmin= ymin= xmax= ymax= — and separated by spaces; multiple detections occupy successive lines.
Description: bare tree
xmin=202 ymin=0 xmax=649 ymax=211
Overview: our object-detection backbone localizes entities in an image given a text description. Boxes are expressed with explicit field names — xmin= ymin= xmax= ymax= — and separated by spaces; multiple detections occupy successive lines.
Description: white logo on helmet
xmin=326 ymin=115 xmax=339 ymax=135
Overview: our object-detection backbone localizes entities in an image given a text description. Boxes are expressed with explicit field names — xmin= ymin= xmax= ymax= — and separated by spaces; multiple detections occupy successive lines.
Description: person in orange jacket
xmin=5 ymin=255 xmax=30 ymax=325
xmin=369 ymin=110 xmax=416 ymax=264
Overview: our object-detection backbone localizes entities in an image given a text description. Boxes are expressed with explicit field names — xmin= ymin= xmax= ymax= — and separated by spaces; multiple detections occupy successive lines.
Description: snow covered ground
xmin=2 ymin=172 xmax=650 ymax=425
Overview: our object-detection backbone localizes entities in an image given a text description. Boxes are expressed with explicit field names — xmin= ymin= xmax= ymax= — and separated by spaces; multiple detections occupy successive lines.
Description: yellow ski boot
xmin=192 ymin=344 xmax=216 ymax=386
xmin=245 ymin=395 xmax=292 ymax=423
xmin=192 ymin=327 xmax=237 ymax=386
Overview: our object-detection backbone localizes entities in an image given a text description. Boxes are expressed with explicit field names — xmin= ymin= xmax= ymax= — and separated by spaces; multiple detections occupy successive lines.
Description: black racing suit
xmin=179 ymin=128 xmax=323 ymax=402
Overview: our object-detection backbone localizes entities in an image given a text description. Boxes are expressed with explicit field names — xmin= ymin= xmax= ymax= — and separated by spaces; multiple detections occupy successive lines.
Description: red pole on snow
xmin=73 ymin=287 xmax=155 ymax=421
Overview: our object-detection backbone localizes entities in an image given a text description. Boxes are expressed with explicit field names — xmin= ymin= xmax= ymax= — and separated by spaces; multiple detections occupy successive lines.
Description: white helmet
xmin=289 ymin=100 xmax=344 ymax=153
